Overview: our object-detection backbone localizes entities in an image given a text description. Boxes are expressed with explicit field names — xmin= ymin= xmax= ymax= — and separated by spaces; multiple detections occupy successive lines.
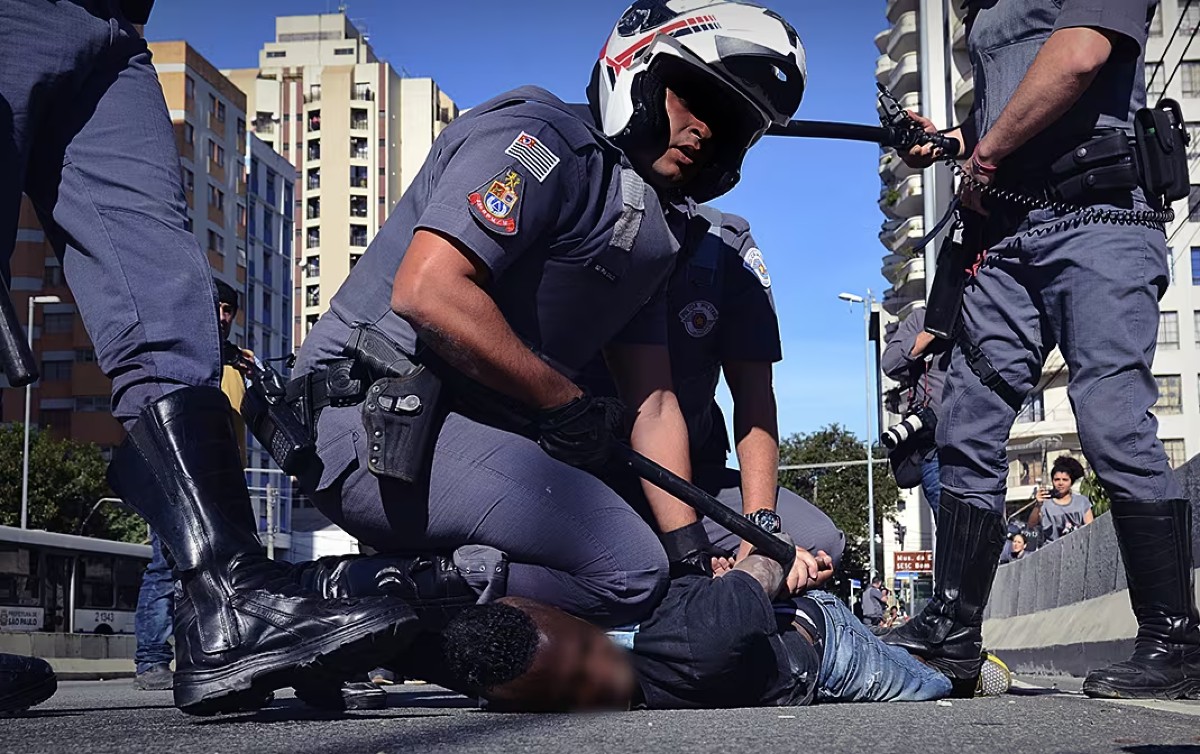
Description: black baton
xmin=613 ymin=443 xmax=797 ymax=568
xmin=0 ymin=287 xmax=38 ymax=387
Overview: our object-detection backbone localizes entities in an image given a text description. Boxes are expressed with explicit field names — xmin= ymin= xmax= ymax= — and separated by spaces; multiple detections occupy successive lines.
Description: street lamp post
xmin=839 ymin=290 xmax=878 ymax=580
xmin=21 ymin=295 xmax=62 ymax=529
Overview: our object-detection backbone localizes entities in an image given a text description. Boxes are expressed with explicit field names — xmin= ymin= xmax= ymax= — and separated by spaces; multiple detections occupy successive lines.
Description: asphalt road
xmin=6 ymin=677 xmax=1200 ymax=754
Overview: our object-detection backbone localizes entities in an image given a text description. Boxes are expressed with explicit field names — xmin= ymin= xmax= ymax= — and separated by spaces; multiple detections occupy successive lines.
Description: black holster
xmin=361 ymin=368 xmax=444 ymax=483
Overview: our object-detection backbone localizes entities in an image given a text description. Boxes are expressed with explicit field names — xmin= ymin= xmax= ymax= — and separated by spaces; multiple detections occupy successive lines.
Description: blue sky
xmin=145 ymin=1 xmax=889 ymax=441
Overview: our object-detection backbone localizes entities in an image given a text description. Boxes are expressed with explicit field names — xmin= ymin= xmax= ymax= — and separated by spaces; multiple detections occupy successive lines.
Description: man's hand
xmin=783 ymin=547 xmax=834 ymax=595
xmin=1034 ymin=485 xmax=1049 ymax=503
xmin=536 ymin=393 xmax=625 ymax=473
xmin=957 ymin=150 xmax=996 ymax=216
xmin=910 ymin=331 xmax=937 ymax=359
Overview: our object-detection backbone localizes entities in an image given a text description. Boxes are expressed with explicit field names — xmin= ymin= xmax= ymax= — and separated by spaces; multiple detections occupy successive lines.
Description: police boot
xmin=290 ymin=549 xmax=504 ymax=711
xmin=108 ymin=387 xmax=419 ymax=715
xmin=0 ymin=654 xmax=56 ymax=715
xmin=882 ymin=492 xmax=1006 ymax=696
xmin=1083 ymin=500 xmax=1200 ymax=700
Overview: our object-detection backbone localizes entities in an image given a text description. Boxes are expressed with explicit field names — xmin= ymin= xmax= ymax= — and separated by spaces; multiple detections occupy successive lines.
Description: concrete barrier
xmin=0 ymin=632 xmax=137 ymax=680
xmin=982 ymin=456 xmax=1200 ymax=676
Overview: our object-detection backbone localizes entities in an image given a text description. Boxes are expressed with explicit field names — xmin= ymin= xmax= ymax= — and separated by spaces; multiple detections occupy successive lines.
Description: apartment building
xmin=224 ymin=12 xmax=458 ymax=348
xmin=874 ymin=1 xmax=1200 ymax=586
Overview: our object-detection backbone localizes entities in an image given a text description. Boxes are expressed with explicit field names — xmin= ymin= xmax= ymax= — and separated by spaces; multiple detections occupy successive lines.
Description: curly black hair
xmin=1051 ymin=454 xmax=1086 ymax=483
xmin=442 ymin=602 xmax=540 ymax=697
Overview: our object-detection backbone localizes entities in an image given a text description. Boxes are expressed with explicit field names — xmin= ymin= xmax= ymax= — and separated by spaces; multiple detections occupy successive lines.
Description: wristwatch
xmin=745 ymin=508 xmax=783 ymax=534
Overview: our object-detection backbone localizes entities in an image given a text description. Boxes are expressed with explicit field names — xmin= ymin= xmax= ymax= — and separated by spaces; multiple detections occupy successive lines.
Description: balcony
xmin=874 ymin=28 xmax=890 ymax=55
xmin=254 ymin=120 xmax=276 ymax=135
xmin=886 ymin=11 xmax=919 ymax=61
xmin=881 ymin=252 xmax=907 ymax=284
xmin=886 ymin=0 xmax=918 ymax=25
xmin=880 ymin=215 xmax=924 ymax=253
xmin=307 ymin=142 xmax=321 ymax=162
xmin=879 ymin=149 xmax=917 ymax=183
xmin=308 ymin=111 xmax=321 ymax=133
xmin=307 ymin=169 xmax=320 ymax=191
xmin=351 ymin=87 xmax=375 ymax=102
xmin=954 ymin=74 xmax=975 ymax=109
xmin=892 ymin=256 xmax=926 ymax=299
xmin=879 ymin=174 xmax=922 ymax=219
xmin=350 ymin=196 xmax=368 ymax=218
xmin=875 ymin=54 xmax=896 ymax=86
xmin=952 ymin=15 xmax=967 ymax=46
xmin=350 ymin=137 xmax=369 ymax=160
xmin=887 ymin=51 xmax=919 ymax=96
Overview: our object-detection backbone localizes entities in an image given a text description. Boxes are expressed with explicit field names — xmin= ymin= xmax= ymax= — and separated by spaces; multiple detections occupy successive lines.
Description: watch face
xmin=748 ymin=509 xmax=782 ymax=534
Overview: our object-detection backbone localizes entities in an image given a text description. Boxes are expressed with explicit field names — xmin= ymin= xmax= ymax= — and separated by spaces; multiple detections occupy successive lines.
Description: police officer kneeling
xmin=887 ymin=1 xmax=1199 ymax=699
xmin=289 ymin=0 xmax=807 ymax=627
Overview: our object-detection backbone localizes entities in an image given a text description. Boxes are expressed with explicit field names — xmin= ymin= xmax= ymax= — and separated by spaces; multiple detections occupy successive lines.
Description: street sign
xmin=0 ymin=606 xmax=43 ymax=632
xmin=894 ymin=550 xmax=933 ymax=573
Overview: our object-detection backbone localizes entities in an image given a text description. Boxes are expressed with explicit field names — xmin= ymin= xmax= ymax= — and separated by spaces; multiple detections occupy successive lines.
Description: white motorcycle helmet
xmin=588 ymin=0 xmax=806 ymax=201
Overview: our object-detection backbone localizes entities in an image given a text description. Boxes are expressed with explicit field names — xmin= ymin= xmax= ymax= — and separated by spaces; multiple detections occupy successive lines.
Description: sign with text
xmin=894 ymin=550 xmax=933 ymax=574
xmin=0 ymin=606 xmax=44 ymax=632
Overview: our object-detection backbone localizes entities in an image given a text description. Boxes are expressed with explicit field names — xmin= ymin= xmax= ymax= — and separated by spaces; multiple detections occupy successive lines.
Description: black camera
xmin=881 ymin=407 xmax=937 ymax=450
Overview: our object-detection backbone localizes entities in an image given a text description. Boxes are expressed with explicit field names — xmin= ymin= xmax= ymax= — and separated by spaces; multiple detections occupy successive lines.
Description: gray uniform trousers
xmin=0 ymin=0 xmax=220 ymax=425
xmin=937 ymin=197 xmax=1184 ymax=512
xmin=310 ymin=407 xmax=670 ymax=628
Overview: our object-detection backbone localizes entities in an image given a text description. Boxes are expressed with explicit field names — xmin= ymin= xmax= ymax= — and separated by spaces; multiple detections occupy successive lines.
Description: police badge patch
xmin=468 ymin=168 xmax=523 ymax=235
xmin=679 ymin=300 xmax=719 ymax=338
xmin=743 ymin=248 xmax=771 ymax=288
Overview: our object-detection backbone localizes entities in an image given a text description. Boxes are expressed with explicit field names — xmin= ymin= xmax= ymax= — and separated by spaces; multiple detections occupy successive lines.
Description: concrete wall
xmin=982 ymin=456 xmax=1200 ymax=676
xmin=0 ymin=632 xmax=136 ymax=680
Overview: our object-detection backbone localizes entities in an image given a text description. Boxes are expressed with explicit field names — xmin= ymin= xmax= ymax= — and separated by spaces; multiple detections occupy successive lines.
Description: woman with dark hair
xmin=1028 ymin=455 xmax=1094 ymax=543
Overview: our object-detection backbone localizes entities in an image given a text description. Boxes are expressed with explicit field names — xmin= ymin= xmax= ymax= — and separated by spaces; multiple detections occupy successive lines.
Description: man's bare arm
xmin=391 ymin=229 xmax=580 ymax=410
xmin=725 ymin=361 xmax=779 ymax=516
xmin=606 ymin=343 xmax=698 ymax=533
xmin=974 ymin=27 xmax=1115 ymax=165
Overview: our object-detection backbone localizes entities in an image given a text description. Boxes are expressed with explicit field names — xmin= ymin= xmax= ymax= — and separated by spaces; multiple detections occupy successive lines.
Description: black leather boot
xmin=1083 ymin=499 xmax=1200 ymax=700
xmin=0 ymin=654 xmax=56 ymax=715
xmin=882 ymin=492 xmax=1006 ymax=696
xmin=108 ymin=387 xmax=418 ymax=715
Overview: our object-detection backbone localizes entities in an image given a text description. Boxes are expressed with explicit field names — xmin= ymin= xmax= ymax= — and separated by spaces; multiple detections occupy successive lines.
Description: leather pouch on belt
xmin=1047 ymin=131 xmax=1137 ymax=204
xmin=361 ymin=366 xmax=444 ymax=483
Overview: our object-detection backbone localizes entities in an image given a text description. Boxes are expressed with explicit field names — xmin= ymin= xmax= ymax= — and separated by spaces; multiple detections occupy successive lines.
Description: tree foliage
xmin=1079 ymin=470 xmax=1111 ymax=518
xmin=0 ymin=424 xmax=145 ymax=543
xmin=778 ymin=423 xmax=900 ymax=583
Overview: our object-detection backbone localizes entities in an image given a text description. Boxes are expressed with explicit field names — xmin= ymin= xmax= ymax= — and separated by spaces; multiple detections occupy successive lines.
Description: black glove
xmin=536 ymin=392 xmax=625 ymax=472
xmin=660 ymin=520 xmax=718 ymax=579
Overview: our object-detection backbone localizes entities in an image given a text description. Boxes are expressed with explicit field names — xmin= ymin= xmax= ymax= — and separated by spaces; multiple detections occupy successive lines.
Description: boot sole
xmin=174 ymin=609 xmax=414 ymax=716
xmin=1082 ymin=677 xmax=1200 ymax=701
xmin=0 ymin=673 xmax=58 ymax=716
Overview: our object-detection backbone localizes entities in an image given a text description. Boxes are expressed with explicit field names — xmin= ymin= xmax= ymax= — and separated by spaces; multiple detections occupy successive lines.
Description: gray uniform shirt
xmin=1040 ymin=493 xmax=1092 ymax=542
xmin=880 ymin=308 xmax=950 ymax=417
xmin=969 ymin=0 xmax=1156 ymax=166
xmin=296 ymin=87 xmax=684 ymax=486
xmin=861 ymin=586 xmax=885 ymax=618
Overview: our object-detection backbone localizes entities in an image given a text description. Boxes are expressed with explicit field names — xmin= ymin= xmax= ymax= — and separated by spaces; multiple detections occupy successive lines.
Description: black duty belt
xmin=285 ymin=360 xmax=370 ymax=425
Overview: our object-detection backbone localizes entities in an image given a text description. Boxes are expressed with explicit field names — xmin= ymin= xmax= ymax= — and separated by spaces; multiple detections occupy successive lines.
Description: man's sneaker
xmin=0 ymin=654 xmax=57 ymax=715
xmin=134 ymin=664 xmax=174 ymax=691
xmin=976 ymin=651 xmax=1011 ymax=697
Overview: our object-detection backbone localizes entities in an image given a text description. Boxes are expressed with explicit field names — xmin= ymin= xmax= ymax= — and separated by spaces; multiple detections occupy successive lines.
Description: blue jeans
xmin=805 ymin=591 xmax=951 ymax=703
xmin=921 ymin=452 xmax=941 ymax=517
xmin=134 ymin=531 xmax=174 ymax=673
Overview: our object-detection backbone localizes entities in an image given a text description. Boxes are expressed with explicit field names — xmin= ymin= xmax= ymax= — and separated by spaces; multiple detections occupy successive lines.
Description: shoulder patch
xmin=467 ymin=167 xmax=524 ymax=236
xmin=505 ymin=131 xmax=561 ymax=183
xmin=743 ymin=247 xmax=771 ymax=288
xmin=679 ymin=300 xmax=719 ymax=338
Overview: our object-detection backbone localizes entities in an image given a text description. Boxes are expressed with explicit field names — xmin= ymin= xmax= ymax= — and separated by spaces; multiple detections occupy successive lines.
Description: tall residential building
xmin=874 ymin=2 xmax=1200 ymax=585
xmin=224 ymin=12 xmax=458 ymax=348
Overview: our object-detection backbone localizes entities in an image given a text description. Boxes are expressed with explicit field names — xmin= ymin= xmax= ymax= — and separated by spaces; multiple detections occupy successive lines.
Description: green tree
xmin=0 ymin=424 xmax=145 ymax=543
xmin=1079 ymin=470 xmax=1111 ymax=518
xmin=778 ymin=423 xmax=901 ymax=584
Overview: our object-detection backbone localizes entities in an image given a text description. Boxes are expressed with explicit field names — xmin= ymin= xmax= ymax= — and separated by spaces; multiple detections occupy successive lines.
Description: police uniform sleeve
xmin=881 ymin=310 xmax=924 ymax=381
xmin=716 ymin=221 xmax=783 ymax=363
xmin=1055 ymin=0 xmax=1155 ymax=56
xmin=415 ymin=111 xmax=585 ymax=280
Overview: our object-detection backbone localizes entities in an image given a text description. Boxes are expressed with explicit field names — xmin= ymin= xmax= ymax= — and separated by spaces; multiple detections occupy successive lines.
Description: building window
xmin=263 ymin=207 xmax=273 ymax=247
xmin=1015 ymin=390 xmax=1045 ymax=423
xmin=248 ymin=199 xmax=256 ymax=238
xmin=265 ymin=171 xmax=276 ymax=206
xmin=350 ymin=253 xmax=362 ymax=269
xmin=41 ymin=359 xmax=72 ymax=381
xmin=1159 ymin=311 xmax=1180 ymax=350
xmin=351 ymin=108 xmax=369 ymax=130
xmin=308 ymin=110 xmax=321 ymax=132
xmin=350 ymin=137 xmax=368 ymax=159
xmin=1182 ymin=62 xmax=1200 ymax=98
xmin=306 ymin=228 xmax=320 ymax=249
xmin=306 ymin=257 xmax=320 ymax=278
xmin=334 ymin=47 xmax=354 ymax=55
xmin=351 ymin=165 xmax=368 ymax=188
xmin=184 ymin=122 xmax=195 ymax=146
xmin=182 ymin=167 xmax=194 ymax=194
xmin=216 ymin=100 xmax=227 ymax=123
xmin=266 ymin=50 xmax=286 ymax=59
xmin=1163 ymin=438 xmax=1187 ymax=469
xmin=75 ymin=396 xmax=109 ymax=412
xmin=306 ymin=314 xmax=319 ymax=334
xmin=208 ymin=139 xmax=225 ymax=167
xmin=1148 ymin=63 xmax=1166 ymax=100
xmin=350 ymin=225 xmax=368 ymax=247
xmin=262 ymin=291 xmax=273 ymax=327
xmin=353 ymin=82 xmax=372 ymax=101
xmin=350 ymin=195 xmax=367 ymax=218
xmin=43 ymin=312 xmax=73 ymax=334
xmin=249 ymin=157 xmax=259 ymax=194
xmin=308 ymin=168 xmax=321 ymax=190
xmin=237 ymin=118 xmax=246 ymax=143
xmin=1184 ymin=1 xmax=1200 ymax=33
xmin=308 ymin=140 xmax=321 ymax=161
xmin=185 ymin=75 xmax=195 ymax=101
xmin=208 ymin=184 xmax=224 ymax=212
xmin=306 ymin=197 xmax=320 ymax=220
xmin=207 ymin=229 xmax=225 ymax=254
xmin=306 ymin=285 xmax=320 ymax=308
xmin=379 ymin=138 xmax=386 ymax=148
xmin=75 ymin=348 xmax=96 ymax=362
xmin=1155 ymin=374 xmax=1183 ymax=414
xmin=43 ymin=266 xmax=64 ymax=287
xmin=1192 ymin=246 xmax=1200 ymax=282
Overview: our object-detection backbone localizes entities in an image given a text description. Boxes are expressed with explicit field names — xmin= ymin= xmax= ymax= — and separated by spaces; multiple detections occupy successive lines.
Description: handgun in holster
xmin=235 ymin=346 xmax=317 ymax=477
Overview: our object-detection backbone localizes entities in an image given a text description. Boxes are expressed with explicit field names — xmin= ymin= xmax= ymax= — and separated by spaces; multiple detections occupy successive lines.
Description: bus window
xmin=0 ymin=544 xmax=40 ymax=606
xmin=78 ymin=555 xmax=116 ymax=610
xmin=114 ymin=557 xmax=143 ymax=611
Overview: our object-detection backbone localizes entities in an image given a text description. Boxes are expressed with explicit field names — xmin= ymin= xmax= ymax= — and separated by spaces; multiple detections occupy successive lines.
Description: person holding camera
xmin=882 ymin=308 xmax=950 ymax=515
xmin=883 ymin=2 xmax=1199 ymax=702
xmin=1028 ymin=455 xmax=1094 ymax=544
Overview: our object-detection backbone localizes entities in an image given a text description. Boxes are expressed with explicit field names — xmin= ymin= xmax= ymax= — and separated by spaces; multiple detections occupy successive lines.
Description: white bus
xmin=0 ymin=525 xmax=151 ymax=635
